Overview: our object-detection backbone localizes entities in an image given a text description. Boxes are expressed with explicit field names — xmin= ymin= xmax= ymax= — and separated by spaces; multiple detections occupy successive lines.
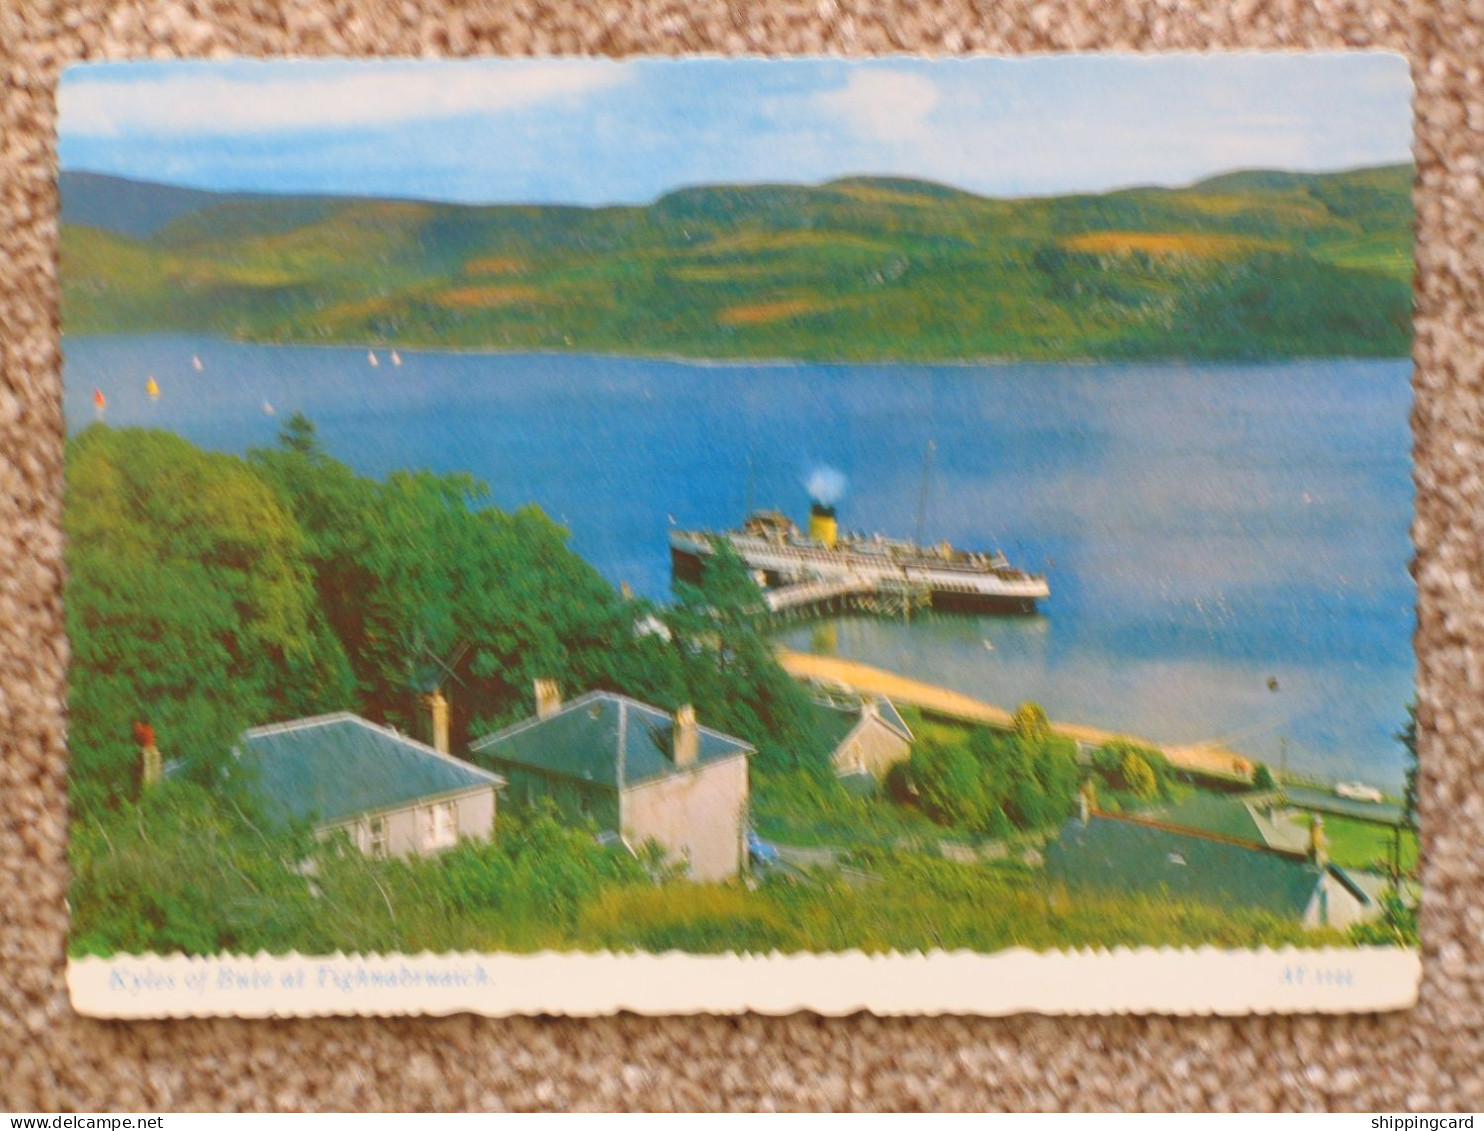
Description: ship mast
xmin=915 ymin=439 xmax=936 ymax=548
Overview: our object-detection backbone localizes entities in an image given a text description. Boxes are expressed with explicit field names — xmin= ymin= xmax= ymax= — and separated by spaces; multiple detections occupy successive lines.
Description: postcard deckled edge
xmin=69 ymin=947 xmax=1421 ymax=1018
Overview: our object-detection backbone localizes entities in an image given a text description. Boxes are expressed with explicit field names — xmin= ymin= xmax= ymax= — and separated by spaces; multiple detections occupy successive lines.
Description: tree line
xmin=66 ymin=414 xmax=830 ymax=821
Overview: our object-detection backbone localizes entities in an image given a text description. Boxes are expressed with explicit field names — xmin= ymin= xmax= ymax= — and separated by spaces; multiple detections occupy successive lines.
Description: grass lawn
xmin=1313 ymin=812 xmax=1419 ymax=874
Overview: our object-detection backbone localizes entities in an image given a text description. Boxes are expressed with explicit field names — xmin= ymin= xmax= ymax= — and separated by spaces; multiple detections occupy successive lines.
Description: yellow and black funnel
xmin=809 ymin=502 xmax=838 ymax=548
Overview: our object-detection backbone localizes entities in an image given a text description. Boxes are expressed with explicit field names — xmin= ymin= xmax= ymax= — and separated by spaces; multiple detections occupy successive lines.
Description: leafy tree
xmin=1252 ymin=763 xmax=1276 ymax=791
xmin=68 ymin=780 xmax=318 ymax=956
xmin=252 ymin=417 xmax=671 ymax=749
xmin=65 ymin=425 xmax=355 ymax=813
xmin=662 ymin=543 xmax=830 ymax=775
xmin=908 ymin=734 xmax=1003 ymax=835
xmin=1092 ymin=738 xmax=1175 ymax=802
xmin=1012 ymin=701 xmax=1050 ymax=746
xmin=1120 ymin=749 xmax=1159 ymax=801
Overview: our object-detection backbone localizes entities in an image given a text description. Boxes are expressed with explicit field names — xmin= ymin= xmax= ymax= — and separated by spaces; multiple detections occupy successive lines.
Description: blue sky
xmin=58 ymin=55 xmax=1412 ymax=205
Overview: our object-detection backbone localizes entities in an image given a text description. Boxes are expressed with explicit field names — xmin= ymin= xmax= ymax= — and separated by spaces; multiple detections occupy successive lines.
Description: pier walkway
xmin=775 ymin=648 xmax=1257 ymax=784
xmin=763 ymin=575 xmax=878 ymax=613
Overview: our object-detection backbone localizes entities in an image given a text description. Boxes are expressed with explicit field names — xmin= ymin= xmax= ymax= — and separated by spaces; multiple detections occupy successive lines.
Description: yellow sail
xmin=145 ymin=376 xmax=160 ymax=398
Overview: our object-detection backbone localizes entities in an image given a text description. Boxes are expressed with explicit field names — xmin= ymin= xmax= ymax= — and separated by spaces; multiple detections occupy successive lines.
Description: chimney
xmin=534 ymin=679 xmax=562 ymax=720
xmin=1309 ymin=814 xmax=1329 ymax=868
xmin=427 ymin=689 xmax=450 ymax=754
xmin=808 ymin=502 xmax=839 ymax=549
xmin=134 ymin=719 xmax=161 ymax=789
xmin=673 ymin=704 xmax=699 ymax=767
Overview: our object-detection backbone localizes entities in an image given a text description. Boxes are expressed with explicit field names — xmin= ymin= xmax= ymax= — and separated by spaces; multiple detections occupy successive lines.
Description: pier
xmin=762 ymin=574 xmax=932 ymax=621
xmin=775 ymin=648 xmax=1258 ymax=784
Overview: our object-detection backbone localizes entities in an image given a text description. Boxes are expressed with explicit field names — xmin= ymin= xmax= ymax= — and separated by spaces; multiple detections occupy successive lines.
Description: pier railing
xmin=762 ymin=574 xmax=932 ymax=623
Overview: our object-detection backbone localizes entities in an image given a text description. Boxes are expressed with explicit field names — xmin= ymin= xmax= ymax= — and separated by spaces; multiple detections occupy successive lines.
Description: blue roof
xmin=233 ymin=713 xmax=502 ymax=827
xmin=469 ymin=691 xmax=752 ymax=789
xmin=1046 ymin=814 xmax=1367 ymax=921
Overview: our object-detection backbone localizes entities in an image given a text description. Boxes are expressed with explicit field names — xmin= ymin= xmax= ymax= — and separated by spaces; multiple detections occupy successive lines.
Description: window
xmin=422 ymin=801 xmax=458 ymax=851
xmin=366 ymin=816 xmax=388 ymax=858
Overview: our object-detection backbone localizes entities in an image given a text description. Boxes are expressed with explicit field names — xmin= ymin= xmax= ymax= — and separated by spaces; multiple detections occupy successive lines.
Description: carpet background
xmin=3 ymin=0 xmax=1481 ymax=1112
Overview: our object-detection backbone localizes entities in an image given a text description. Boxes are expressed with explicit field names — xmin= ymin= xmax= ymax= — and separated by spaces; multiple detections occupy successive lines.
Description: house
xmin=469 ymin=681 xmax=753 ymax=881
xmin=230 ymin=713 xmax=505 ymax=858
xmin=1045 ymin=808 xmax=1378 ymax=930
xmin=805 ymin=692 xmax=913 ymax=786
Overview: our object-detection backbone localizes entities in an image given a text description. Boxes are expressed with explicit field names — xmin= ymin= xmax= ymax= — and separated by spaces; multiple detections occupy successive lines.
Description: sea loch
xmin=63 ymin=335 xmax=1414 ymax=788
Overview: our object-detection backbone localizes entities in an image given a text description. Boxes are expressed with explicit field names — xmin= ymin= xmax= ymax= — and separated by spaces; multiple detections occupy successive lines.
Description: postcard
xmin=57 ymin=54 xmax=1419 ymax=1017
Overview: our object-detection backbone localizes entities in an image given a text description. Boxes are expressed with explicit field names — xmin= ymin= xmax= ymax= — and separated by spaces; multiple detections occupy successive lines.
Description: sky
xmin=57 ymin=54 xmax=1413 ymax=206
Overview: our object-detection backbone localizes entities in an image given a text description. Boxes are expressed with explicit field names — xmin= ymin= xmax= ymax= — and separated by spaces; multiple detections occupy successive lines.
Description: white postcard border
xmin=69 ymin=947 xmax=1420 ymax=1018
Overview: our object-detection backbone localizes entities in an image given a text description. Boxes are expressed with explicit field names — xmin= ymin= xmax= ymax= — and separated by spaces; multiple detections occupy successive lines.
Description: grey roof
xmin=1149 ymin=793 xmax=1310 ymax=853
xmin=1046 ymin=814 xmax=1368 ymax=921
xmin=469 ymin=691 xmax=752 ymax=790
xmin=233 ymin=713 xmax=503 ymax=827
xmin=806 ymin=694 xmax=913 ymax=753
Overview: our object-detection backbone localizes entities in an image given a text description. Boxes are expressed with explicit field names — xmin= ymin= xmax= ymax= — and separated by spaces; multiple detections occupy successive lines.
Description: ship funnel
xmin=809 ymin=502 xmax=838 ymax=549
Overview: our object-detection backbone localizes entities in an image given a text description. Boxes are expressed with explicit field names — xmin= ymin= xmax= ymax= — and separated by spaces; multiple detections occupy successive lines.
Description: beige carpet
xmin=3 ymin=0 xmax=1481 ymax=1112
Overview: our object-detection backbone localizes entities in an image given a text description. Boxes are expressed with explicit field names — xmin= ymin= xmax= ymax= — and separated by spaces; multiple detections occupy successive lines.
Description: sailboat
xmin=92 ymin=388 xmax=106 ymax=413
xmin=191 ymin=355 xmax=203 ymax=372
xmin=391 ymin=350 xmax=402 ymax=366
xmin=262 ymin=400 xmax=276 ymax=416
xmin=368 ymin=351 xmax=379 ymax=368
xmin=145 ymin=376 xmax=160 ymax=399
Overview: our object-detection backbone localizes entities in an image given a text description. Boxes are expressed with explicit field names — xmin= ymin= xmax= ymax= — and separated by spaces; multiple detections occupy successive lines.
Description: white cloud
xmin=59 ymin=62 xmax=630 ymax=138
xmin=813 ymin=69 xmax=940 ymax=143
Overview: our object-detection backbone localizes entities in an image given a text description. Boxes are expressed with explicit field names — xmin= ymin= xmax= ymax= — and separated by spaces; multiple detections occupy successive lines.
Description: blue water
xmin=62 ymin=336 xmax=1416 ymax=788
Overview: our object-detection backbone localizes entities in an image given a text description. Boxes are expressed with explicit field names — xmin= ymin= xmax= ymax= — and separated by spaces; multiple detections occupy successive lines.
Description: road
xmin=1284 ymin=786 xmax=1405 ymax=827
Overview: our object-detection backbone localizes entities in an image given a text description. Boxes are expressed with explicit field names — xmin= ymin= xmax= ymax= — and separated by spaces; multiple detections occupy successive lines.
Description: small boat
xmin=191 ymin=355 xmax=203 ymax=372
xmin=368 ymin=351 xmax=379 ymax=368
xmin=92 ymin=388 xmax=106 ymax=412
xmin=982 ymin=639 xmax=995 ymax=652
xmin=391 ymin=350 xmax=402 ymax=366
xmin=145 ymin=376 xmax=160 ymax=399
xmin=262 ymin=400 xmax=276 ymax=415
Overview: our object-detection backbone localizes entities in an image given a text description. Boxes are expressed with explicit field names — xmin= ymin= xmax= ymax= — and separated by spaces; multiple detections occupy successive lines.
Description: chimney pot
xmin=1309 ymin=814 xmax=1329 ymax=868
xmin=534 ymin=679 xmax=562 ymax=720
xmin=428 ymin=689 xmax=450 ymax=754
xmin=134 ymin=719 xmax=161 ymax=788
xmin=673 ymin=704 xmax=699 ymax=767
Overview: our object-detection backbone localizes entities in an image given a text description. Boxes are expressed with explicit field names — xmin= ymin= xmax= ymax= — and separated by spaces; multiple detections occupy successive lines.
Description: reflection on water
xmin=63 ymin=335 xmax=1415 ymax=788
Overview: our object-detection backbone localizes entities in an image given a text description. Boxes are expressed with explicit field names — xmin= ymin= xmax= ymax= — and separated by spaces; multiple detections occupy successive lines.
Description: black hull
xmin=671 ymin=546 xmax=706 ymax=585
xmin=927 ymin=589 xmax=1040 ymax=616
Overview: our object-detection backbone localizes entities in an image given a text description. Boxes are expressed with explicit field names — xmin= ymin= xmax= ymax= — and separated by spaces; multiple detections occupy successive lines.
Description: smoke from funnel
xmin=806 ymin=466 xmax=847 ymax=506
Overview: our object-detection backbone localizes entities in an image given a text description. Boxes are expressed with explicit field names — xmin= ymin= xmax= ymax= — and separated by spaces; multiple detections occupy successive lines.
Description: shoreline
xmin=58 ymin=330 xmax=1411 ymax=372
xmin=776 ymin=647 xmax=1263 ymax=785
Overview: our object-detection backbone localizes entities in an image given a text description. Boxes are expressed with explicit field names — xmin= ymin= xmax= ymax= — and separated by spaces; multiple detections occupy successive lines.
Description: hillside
xmin=59 ymin=165 xmax=1414 ymax=361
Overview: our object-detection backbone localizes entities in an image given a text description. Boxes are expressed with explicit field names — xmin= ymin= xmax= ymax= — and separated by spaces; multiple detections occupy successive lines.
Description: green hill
xmin=59 ymin=165 xmax=1414 ymax=361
